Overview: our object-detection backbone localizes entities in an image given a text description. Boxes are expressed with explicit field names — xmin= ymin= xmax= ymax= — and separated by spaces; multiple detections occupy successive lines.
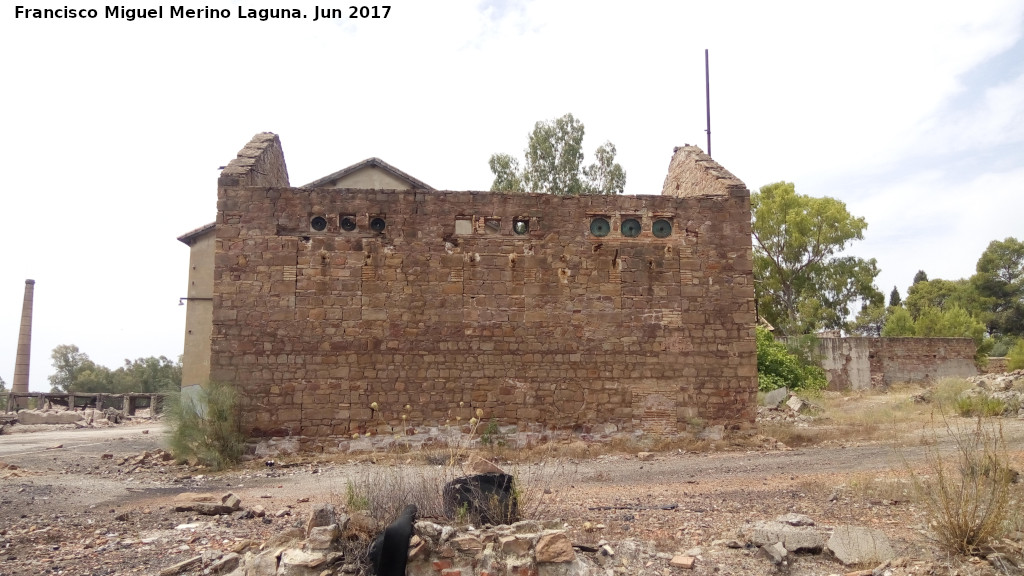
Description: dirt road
xmin=0 ymin=415 xmax=1022 ymax=576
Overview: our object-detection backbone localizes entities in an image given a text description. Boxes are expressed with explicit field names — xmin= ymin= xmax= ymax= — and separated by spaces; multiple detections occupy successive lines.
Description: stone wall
xmin=210 ymin=138 xmax=756 ymax=443
xmin=983 ymin=357 xmax=1009 ymax=374
xmin=816 ymin=337 xmax=978 ymax=390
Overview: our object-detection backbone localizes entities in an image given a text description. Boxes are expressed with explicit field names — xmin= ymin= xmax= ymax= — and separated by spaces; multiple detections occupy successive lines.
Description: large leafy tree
xmin=904 ymin=278 xmax=992 ymax=325
xmin=971 ymin=237 xmax=1024 ymax=337
xmin=752 ymin=182 xmax=882 ymax=335
xmin=489 ymin=113 xmax=626 ymax=195
xmin=48 ymin=344 xmax=181 ymax=393
xmin=49 ymin=344 xmax=96 ymax=392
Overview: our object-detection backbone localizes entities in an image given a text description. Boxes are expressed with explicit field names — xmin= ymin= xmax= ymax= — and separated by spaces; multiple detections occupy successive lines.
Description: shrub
xmin=907 ymin=416 xmax=1014 ymax=555
xmin=756 ymin=326 xmax=827 ymax=392
xmin=1008 ymin=340 xmax=1024 ymax=371
xmin=166 ymin=381 xmax=244 ymax=470
xmin=954 ymin=395 xmax=1007 ymax=418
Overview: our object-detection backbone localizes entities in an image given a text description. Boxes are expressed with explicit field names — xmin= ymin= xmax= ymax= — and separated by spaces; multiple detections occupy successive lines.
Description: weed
xmin=165 ymin=381 xmax=243 ymax=470
xmin=954 ymin=395 xmax=1007 ymax=418
xmin=905 ymin=415 xmax=1014 ymax=555
xmin=480 ymin=419 xmax=507 ymax=448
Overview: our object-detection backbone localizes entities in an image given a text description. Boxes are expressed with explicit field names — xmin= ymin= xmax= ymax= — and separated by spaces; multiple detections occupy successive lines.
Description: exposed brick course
xmin=210 ymin=137 xmax=756 ymax=442
xmin=817 ymin=337 xmax=977 ymax=389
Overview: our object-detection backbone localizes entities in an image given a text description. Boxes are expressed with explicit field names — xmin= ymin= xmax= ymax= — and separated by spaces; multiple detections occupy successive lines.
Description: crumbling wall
xmin=210 ymin=139 xmax=756 ymax=443
xmin=816 ymin=337 xmax=978 ymax=389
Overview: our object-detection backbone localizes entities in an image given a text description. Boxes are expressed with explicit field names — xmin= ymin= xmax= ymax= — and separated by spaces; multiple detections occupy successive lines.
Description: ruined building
xmin=179 ymin=133 xmax=757 ymax=444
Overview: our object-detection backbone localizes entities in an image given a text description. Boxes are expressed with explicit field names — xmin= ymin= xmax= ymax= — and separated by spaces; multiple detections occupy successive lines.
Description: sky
xmin=2 ymin=1 xmax=1022 ymax=392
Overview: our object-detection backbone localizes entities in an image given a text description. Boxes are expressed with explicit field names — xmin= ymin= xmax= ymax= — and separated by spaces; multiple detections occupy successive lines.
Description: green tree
xmin=48 ymin=344 xmax=181 ymax=393
xmin=48 ymin=344 xmax=98 ymax=392
xmin=904 ymin=278 xmax=992 ymax=324
xmin=881 ymin=307 xmax=916 ymax=337
xmin=889 ymin=286 xmax=902 ymax=308
xmin=487 ymin=153 xmax=523 ymax=193
xmin=913 ymin=270 xmax=928 ymax=285
xmin=971 ymin=237 xmax=1024 ymax=337
xmin=0 ymin=375 xmax=7 ymax=411
xmin=489 ymin=113 xmax=626 ymax=196
xmin=882 ymin=305 xmax=991 ymax=364
xmin=751 ymin=182 xmax=882 ymax=335
xmin=111 ymin=356 xmax=182 ymax=393
xmin=1008 ymin=340 xmax=1024 ymax=370
xmin=851 ymin=302 xmax=887 ymax=337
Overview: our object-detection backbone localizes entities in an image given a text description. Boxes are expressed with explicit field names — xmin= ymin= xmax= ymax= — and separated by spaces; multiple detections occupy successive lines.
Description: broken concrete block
xmin=747 ymin=520 xmax=825 ymax=553
xmin=762 ymin=387 xmax=788 ymax=408
xmin=826 ymin=525 xmax=894 ymax=565
xmin=786 ymin=395 xmax=808 ymax=413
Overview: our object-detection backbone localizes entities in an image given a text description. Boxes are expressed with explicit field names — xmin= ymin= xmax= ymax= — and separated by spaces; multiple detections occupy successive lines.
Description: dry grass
xmin=903 ymin=414 xmax=1017 ymax=555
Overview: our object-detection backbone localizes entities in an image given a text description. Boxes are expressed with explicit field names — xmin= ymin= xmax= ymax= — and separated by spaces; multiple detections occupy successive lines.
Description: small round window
xmin=513 ymin=219 xmax=529 ymax=235
xmin=340 ymin=216 xmax=357 ymax=231
xmin=370 ymin=217 xmax=386 ymax=233
xmin=652 ymin=219 xmax=673 ymax=238
xmin=621 ymin=218 xmax=641 ymax=237
xmin=590 ymin=217 xmax=610 ymax=237
xmin=310 ymin=216 xmax=327 ymax=231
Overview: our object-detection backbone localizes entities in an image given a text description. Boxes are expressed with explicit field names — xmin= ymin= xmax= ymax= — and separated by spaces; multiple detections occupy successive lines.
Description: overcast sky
xmin=2 ymin=1 xmax=1022 ymax=392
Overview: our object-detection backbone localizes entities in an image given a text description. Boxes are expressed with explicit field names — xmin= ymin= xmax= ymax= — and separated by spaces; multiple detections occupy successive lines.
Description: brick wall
xmin=817 ymin=337 xmax=977 ymax=389
xmin=210 ymin=139 xmax=756 ymax=442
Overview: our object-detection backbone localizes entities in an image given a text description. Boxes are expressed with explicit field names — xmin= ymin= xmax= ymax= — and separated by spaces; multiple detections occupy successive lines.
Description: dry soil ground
xmin=1 ymin=390 xmax=1023 ymax=576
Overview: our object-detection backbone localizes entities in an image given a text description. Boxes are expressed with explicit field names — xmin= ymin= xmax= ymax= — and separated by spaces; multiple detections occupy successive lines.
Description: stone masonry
xmin=210 ymin=134 xmax=756 ymax=442
xmin=816 ymin=337 xmax=978 ymax=390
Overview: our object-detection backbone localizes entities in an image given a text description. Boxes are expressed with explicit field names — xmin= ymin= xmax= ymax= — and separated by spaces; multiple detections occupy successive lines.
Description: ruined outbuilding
xmin=184 ymin=133 xmax=757 ymax=444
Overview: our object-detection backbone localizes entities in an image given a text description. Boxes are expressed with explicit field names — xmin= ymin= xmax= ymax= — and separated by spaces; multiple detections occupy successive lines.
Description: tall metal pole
xmin=705 ymin=49 xmax=712 ymax=157
xmin=12 ymin=279 xmax=35 ymax=409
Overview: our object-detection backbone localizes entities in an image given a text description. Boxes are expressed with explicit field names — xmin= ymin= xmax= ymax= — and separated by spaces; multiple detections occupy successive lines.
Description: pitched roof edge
xmin=301 ymin=157 xmax=436 ymax=190
xmin=177 ymin=222 xmax=215 ymax=245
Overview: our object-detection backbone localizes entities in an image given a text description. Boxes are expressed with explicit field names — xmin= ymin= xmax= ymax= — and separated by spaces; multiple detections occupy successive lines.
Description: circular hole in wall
xmin=340 ymin=216 xmax=357 ymax=231
xmin=513 ymin=219 xmax=529 ymax=235
xmin=590 ymin=217 xmax=610 ymax=237
xmin=652 ymin=219 xmax=673 ymax=238
xmin=370 ymin=217 xmax=386 ymax=233
xmin=621 ymin=218 xmax=641 ymax=237
xmin=310 ymin=216 xmax=327 ymax=231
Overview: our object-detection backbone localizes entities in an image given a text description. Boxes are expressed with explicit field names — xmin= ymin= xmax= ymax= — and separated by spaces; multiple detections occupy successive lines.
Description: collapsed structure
xmin=180 ymin=133 xmax=757 ymax=444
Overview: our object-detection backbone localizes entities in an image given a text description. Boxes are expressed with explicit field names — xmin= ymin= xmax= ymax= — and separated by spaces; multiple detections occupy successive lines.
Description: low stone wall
xmin=816 ymin=337 xmax=977 ymax=390
xmin=984 ymin=357 xmax=1009 ymax=374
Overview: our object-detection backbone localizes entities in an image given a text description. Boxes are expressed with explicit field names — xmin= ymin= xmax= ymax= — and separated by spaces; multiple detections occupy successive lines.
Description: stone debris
xmin=172 ymin=492 xmax=243 ymax=516
xmin=744 ymin=519 xmax=826 ymax=553
xmin=827 ymin=525 xmax=895 ymax=566
xmin=762 ymin=387 xmax=788 ymax=408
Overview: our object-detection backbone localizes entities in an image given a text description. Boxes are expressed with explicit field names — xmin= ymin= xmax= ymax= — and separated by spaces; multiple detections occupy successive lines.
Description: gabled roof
xmin=301 ymin=157 xmax=435 ymax=190
xmin=177 ymin=222 xmax=216 ymax=245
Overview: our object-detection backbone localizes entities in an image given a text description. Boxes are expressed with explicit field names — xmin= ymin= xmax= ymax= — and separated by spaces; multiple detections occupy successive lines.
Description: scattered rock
xmin=758 ymin=542 xmax=787 ymax=565
xmin=670 ymin=555 xmax=696 ymax=569
xmin=157 ymin=555 xmax=202 ymax=576
xmin=535 ymin=532 xmax=575 ymax=563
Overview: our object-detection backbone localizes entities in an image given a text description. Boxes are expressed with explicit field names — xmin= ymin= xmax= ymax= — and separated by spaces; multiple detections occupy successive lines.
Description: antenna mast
xmin=705 ymin=49 xmax=712 ymax=157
